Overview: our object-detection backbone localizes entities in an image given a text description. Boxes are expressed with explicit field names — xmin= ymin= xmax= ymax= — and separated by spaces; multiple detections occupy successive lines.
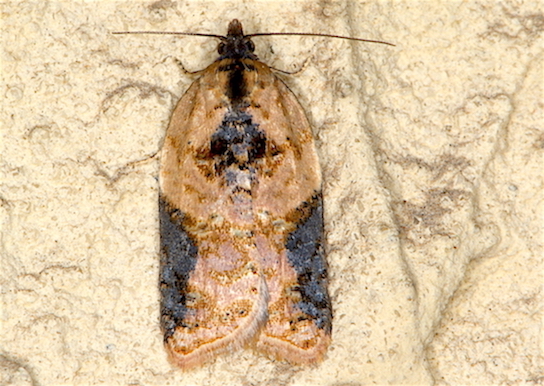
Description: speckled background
xmin=1 ymin=1 xmax=542 ymax=385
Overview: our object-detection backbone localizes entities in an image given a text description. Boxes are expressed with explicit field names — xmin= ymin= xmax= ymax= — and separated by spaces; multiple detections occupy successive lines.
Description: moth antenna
xmin=111 ymin=31 xmax=394 ymax=47
xmin=246 ymin=32 xmax=395 ymax=47
xmin=111 ymin=31 xmax=226 ymax=40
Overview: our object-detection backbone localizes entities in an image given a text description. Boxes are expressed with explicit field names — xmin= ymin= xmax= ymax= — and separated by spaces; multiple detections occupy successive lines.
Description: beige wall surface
xmin=1 ymin=1 xmax=542 ymax=385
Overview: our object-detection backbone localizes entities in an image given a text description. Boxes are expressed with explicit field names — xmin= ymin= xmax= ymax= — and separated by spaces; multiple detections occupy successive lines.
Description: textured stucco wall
xmin=1 ymin=1 xmax=542 ymax=385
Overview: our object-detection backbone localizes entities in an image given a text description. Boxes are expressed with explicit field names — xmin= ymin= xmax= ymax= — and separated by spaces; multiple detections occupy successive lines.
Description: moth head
xmin=217 ymin=19 xmax=257 ymax=60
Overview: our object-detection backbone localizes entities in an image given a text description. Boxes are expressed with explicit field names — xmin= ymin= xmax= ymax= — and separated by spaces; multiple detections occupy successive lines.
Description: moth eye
xmin=247 ymin=39 xmax=255 ymax=52
xmin=218 ymin=42 xmax=227 ymax=56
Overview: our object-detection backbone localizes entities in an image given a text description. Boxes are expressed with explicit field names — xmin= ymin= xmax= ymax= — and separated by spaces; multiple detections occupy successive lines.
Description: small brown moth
xmin=114 ymin=20 xmax=392 ymax=370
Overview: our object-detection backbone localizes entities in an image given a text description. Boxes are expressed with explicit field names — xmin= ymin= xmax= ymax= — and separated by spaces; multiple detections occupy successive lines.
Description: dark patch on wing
xmin=218 ymin=61 xmax=256 ymax=103
xmin=209 ymin=109 xmax=267 ymax=181
xmin=159 ymin=195 xmax=199 ymax=340
xmin=285 ymin=193 xmax=332 ymax=333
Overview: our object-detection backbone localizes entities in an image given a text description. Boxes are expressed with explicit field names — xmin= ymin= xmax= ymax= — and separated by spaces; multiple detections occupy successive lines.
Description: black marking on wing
xmin=159 ymin=195 xmax=199 ymax=341
xmin=218 ymin=61 xmax=256 ymax=103
xmin=209 ymin=109 xmax=267 ymax=182
xmin=285 ymin=194 xmax=332 ymax=333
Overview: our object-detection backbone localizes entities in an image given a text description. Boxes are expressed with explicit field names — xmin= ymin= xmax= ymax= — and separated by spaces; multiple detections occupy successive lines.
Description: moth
xmin=114 ymin=19 xmax=392 ymax=369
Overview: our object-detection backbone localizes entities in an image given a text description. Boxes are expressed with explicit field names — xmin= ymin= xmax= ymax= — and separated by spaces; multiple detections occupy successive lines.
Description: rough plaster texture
xmin=1 ymin=1 xmax=542 ymax=385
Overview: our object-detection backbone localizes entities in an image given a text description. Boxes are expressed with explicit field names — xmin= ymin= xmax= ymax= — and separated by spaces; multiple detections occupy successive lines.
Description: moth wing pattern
xmin=158 ymin=19 xmax=332 ymax=369
xmin=243 ymin=78 xmax=332 ymax=363
xmin=159 ymin=68 xmax=270 ymax=369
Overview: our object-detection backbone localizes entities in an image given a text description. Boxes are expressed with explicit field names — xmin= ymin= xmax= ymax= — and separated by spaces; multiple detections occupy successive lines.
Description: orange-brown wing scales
xmin=159 ymin=37 xmax=331 ymax=368
xmin=255 ymin=194 xmax=331 ymax=364
xmin=160 ymin=196 xmax=269 ymax=369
